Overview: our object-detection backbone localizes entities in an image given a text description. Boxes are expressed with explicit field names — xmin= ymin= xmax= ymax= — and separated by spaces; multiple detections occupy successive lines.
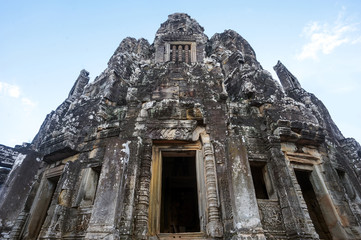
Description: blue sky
xmin=0 ymin=0 xmax=360 ymax=147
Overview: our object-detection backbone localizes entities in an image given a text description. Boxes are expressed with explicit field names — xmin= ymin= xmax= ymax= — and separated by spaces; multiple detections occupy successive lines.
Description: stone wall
xmin=0 ymin=144 xmax=19 ymax=191
xmin=1 ymin=13 xmax=361 ymax=240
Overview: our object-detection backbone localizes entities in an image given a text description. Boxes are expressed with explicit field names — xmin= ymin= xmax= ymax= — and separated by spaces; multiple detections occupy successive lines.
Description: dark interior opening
xmin=160 ymin=152 xmax=200 ymax=233
xmin=336 ymin=169 xmax=346 ymax=185
xmin=250 ymin=164 xmax=269 ymax=199
xmin=25 ymin=175 xmax=60 ymax=239
xmin=295 ymin=170 xmax=332 ymax=240
xmin=91 ymin=166 xmax=101 ymax=205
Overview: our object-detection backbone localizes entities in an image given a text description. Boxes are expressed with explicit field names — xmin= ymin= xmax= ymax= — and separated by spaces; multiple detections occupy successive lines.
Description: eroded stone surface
xmin=0 ymin=144 xmax=19 ymax=191
xmin=1 ymin=13 xmax=361 ymax=240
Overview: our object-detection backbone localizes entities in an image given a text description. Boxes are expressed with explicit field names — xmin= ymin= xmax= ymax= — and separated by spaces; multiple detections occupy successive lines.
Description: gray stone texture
xmin=1 ymin=13 xmax=361 ymax=240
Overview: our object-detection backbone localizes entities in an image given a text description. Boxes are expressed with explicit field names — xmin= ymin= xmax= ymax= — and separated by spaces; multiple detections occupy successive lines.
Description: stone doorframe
xmin=18 ymin=164 xmax=65 ymax=239
xmin=136 ymin=130 xmax=223 ymax=239
xmin=284 ymin=151 xmax=349 ymax=239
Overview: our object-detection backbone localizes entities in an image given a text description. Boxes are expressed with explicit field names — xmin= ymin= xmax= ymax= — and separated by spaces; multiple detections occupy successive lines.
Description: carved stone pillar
xmin=164 ymin=43 xmax=170 ymax=62
xmin=172 ymin=45 xmax=177 ymax=62
xmin=9 ymin=212 xmax=28 ymax=240
xmin=185 ymin=45 xmax=189 ymax=64
xmin=191 ymin=42 xmax=197 ymax=63
xmin=178 ymin=45 xmax=183 ymax=62
xmin=201 ymin=133 xmax=223 ymax=238
xmin=134 ymin=142 xmax=152 ymax=239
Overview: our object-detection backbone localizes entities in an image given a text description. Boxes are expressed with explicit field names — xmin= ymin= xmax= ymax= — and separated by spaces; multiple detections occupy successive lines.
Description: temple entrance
xmin=160 ymin=151 xmax=200 ymax=233
xmin=148 ymin=141 xmax=210 ymax=239
xmin=22 ymin=174 xmax=60 ymax=239
xmin=295 ymin=170 xmax=332 ymax=240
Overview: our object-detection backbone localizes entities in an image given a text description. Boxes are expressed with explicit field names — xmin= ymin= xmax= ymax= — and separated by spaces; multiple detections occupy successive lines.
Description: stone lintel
xmin=43 ymin=146 xmax=78 ymax=163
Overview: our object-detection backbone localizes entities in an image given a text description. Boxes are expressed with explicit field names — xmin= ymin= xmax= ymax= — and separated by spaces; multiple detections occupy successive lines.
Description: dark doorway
xmin=160 ymin=152 xmax=200 ymax=233
xmin=295 ymin=170 xmax=332 ymax=240
xmin=250 ymin=164 xmax=269 ymax=199
xmin=24 ymin=175 xmax=59 ymax=239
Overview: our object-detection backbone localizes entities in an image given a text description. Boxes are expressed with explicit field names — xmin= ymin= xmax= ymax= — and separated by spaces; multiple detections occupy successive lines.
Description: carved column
xmin=9 ymin=212 xmax=28 ymax=240
xmin=172 ymin=45 xmax=177 ymax=62
xmin=134 ymin=142 xmax=152 ymax=239
xmin=185 ymin=45 xmax=189 ymax=64
xmin=178 ymin=45 xmax=183 ymax=62
xmin=201 ymin=133 xmax=223 ymax=238
xmin=191 ymin=42 xmax=197 ymax=63
xmin=164 ymin=43 xmax=170 ymax=62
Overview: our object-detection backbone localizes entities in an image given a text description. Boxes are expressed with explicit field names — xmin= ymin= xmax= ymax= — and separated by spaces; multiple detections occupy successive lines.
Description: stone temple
xmin=1 ymin=13 xmax=361 ymax=240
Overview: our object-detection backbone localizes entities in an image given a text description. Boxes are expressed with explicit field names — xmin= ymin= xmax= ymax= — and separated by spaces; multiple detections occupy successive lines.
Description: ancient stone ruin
xmin=1 ymin=13 xmax=361 ymax=240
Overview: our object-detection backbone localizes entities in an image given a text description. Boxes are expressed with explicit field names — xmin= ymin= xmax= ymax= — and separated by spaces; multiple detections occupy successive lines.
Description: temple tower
xmin=1 ymin=13 xmax=361 ymax=240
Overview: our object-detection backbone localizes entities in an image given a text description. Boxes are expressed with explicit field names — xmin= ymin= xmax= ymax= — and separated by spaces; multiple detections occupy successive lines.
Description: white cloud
xmin=21 ymin=97 xmax=37 ymax=108
xmin=0 ymin=82 xmax=20 ymax=98
xmin=297 ymin=9 xmax=360 ymax=60
xmin=0 ymin=81 xmax=37 ymax=111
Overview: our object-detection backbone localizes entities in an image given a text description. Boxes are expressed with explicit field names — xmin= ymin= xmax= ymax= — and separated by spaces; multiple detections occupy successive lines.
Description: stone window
xmin=170 ymin=44 xmax=191 ymax=63
xmin=74 ymin=166 xmax=101 ymax=207
xmin=164 ymin=42 xmax=197 ymax=63
xmin=250 ymin=163 xmax=276 ymax=200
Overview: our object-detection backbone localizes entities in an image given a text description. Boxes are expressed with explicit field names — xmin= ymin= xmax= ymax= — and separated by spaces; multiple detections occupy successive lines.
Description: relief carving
xmin=134 ymin=142 xmax=152 ymax=239
xmin=257 ymin=200 xmax=284 ymax=231
xmin=201 ymin=133 xmax=224 ymax=238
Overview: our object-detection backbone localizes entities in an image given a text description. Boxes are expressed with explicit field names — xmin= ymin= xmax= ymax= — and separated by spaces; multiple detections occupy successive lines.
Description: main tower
xmin=1 ymin=13 xmax=361 ymax=240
